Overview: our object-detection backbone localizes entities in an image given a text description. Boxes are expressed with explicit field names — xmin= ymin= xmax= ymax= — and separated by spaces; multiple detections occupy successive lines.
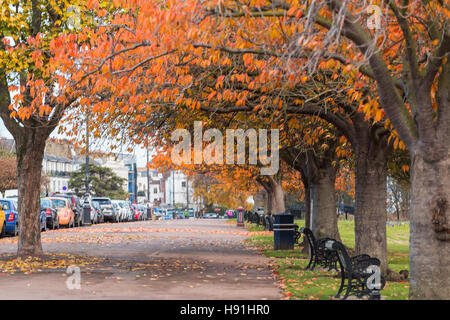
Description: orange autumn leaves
xmin=8 ymin=1 xmax=440 ymax=198
xmin=7 ymin=0 xmax=445 ymax=149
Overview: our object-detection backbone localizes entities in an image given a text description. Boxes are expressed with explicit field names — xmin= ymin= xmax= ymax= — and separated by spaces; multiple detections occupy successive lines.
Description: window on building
xmin=153 ymin=188 xmax=158 ymax=194
xmin=181 ymin=181 xmax=186 ymax=188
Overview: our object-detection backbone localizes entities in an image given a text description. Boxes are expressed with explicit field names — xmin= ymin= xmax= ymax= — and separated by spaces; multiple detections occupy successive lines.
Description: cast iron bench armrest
xmin=352 ymin=257 xmax=381 ymax=274
xmin=329 ymin=241 xmax=386 ymax=299
xmin=350 ymin=254 xmax=372 ymax=266
xmin=293 ymin=225 xmax=301 ymax=244
xmin=301 ymin=229 xmax=339 ymax=271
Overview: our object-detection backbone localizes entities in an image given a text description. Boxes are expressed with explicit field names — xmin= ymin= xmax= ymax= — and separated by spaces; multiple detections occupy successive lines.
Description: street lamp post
xmin=186 ymin=175 xmax=189 ymax=210
xmin=172 ymin=171 xmax=175 ymax=207
xmin=85 ymin=116 xmax=90 ymax=196
xmin=82 ymin=113 xmax=91 ymax=226
xmin=146 ymin=142 xmax=150 ymax=204
xmin=146 ymin=141 xmax=151 ymax=220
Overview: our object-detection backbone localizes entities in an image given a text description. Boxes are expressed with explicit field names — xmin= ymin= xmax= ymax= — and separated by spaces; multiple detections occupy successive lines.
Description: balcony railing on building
xmin=47 ymin=170 xmax=70 ymax=177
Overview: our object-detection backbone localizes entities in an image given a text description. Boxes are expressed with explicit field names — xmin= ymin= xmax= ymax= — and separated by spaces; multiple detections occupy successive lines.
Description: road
xmin=0 ymin=219 xmax=282 ymax=300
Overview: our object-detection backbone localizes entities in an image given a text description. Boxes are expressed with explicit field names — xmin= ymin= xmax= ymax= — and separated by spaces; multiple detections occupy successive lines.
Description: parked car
xmin=152 ymin=208 xmax=165 ymax=220
xmin=91 ymin=198 xmax=116 ymax=223
xmin=204 ymin=212 xmax=219 ymax=219
xmin=48 ymin=197 xmax=75 ymax=228
xmin=122 ymin=201 xmax=133 ymax=221
xmin=52 ymin=193 xmax=83 ymax=227
xmin=95 ymin=202 xmax=105 ymax=223
xmin=152 ymin=209 xmax=160 ymax=217
xmin=0 ymin=199 xmax=18 ymax=236
xmin=138 ymin=205 xmax=147 ymax=221
xmin=85 ymin=199 xmax=101 ymax=224
xmin=115 ymin=200 xmax=131 ymax=222
xmin=167 ymin=208 xmax=175 ymax=220
xmin=0 ymin=206 xmax=5 ymax=237
xmin=175 ymin=209 xmax=185 ymax=219
xmin=40 ymin=198 xmax=59 ymax=230
xmin=38 ymin=202 xmax=48 ymax=232
xmin=111 ymin=201 xmax=124 ymax=222
xmin=131 ymin=204 xmax=140 ymax=221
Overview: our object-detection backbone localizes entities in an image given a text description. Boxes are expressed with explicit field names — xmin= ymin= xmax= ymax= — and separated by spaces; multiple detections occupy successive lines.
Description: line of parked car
xmin=0 ymin=198 xmax=19 ymax=237
xmin=0 ymin=194 xmax=151 ymax=237
xmin=153 ymin=208 xmax=195 ymax=220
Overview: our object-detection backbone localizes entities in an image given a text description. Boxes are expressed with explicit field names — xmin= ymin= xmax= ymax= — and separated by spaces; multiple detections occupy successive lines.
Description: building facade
xmin=42 ymin=154 xmax=74 ymax=194
xmin=41 ymin=140 xmax=137 ymax=200
xmin=163 ymin=171 xmax=201 ymax=211
xmin=42 ymin=140 xmax=78 ymax=195
xmin=136 ymin=168 xmax=164 ymax=205
xmin=97 ymin=153 xmax=137 ymax=202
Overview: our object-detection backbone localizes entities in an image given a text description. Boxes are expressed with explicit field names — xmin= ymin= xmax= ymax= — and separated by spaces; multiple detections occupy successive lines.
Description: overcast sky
xmin=0 ymin=119 xmax=152 ymax=168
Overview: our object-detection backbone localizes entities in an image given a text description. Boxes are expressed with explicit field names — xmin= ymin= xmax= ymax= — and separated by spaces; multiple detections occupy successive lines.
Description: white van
xmin=4 ymin=189 xmax=18 ymax=198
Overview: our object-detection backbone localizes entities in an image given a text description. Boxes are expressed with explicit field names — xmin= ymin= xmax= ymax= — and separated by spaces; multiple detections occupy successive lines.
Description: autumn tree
xmin=49 ymin=0 xmax=448 ymax=297
xmin=52 ymin=2 xmax=393 ymax=270
xmin=280 ymin=116 xmax=345 ymax=241
xmin=277 ymin=0 xmax=449 ymax=299
xmin=191 ymin=171 xmax=257 ymax=210
xmin=0 ymin=0 xmax=94 ymax=256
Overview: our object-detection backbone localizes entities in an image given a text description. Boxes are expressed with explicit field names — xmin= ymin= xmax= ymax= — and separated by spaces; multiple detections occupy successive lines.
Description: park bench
xmin=293 ymin=225 xmax=301 ymax=244
xmin=247 ymin=212 xmax=258 ymax=224
xmin=264 ymin=215 xmax=274 ymax=231
xmin=300 ymin=227 xmax=339 ymax=271
xmin=324 ymin=239 xmax=386 ymax=300
xmin=254 ymin=212 xmax=261 ymax=225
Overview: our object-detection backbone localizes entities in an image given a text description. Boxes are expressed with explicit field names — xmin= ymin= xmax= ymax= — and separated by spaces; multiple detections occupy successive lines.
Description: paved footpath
xmin=0 ymin=219 xmax=282 ymax=300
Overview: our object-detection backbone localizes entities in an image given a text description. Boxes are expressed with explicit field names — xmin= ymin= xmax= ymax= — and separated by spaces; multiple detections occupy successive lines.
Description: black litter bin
xmin=82 ymin=202 xmax=91 ymax=226
xmin=273 ymin=213 xmax=295 ymax=250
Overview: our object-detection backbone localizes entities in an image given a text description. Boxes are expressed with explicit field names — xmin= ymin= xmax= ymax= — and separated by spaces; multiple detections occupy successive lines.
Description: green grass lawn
xmin=245 ymin=219 xmax=410 ymax=300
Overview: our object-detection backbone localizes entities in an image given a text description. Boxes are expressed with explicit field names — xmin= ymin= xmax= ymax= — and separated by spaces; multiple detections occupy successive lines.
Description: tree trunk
xmin=310 ymin=168 xmax=340 ymax=240
xmin=409 ymin=150 xmax=450 ymax=299
xmin=264 ymin=189 xmax=271 ymax=214
xmin=297 ymin=184 xmax=311 ymax=253
xmin=270 ymin=179 xmax=285 ymax=214
xmin=304 ymin=184 xmax=311 ymax=229
xmin=354 ymin=144 xmax=388 ymax=274
xmin=15 ymin=128 xmax=47 ymax=257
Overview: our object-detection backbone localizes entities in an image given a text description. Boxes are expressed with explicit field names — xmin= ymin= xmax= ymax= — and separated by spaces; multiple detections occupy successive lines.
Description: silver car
xmin=91 ymin=198 xmax=116 ymax=223
xmin=111 ymin=200 xmax=128 ymax=222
